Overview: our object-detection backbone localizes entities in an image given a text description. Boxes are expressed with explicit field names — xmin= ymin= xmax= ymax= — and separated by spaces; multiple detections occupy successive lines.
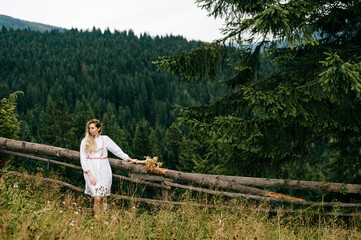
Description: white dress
xmin=80 ymin=135 xmax=129 ymax=197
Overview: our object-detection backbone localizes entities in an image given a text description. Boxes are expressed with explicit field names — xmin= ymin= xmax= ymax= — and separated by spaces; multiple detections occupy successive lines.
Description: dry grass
xmin=1 ymin=171 xmax=361 ymax=239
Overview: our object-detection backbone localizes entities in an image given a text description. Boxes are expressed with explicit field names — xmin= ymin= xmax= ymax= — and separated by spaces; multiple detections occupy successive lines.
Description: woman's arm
xmin=80 ymin=140 xmax=90 ymax=171
xmin=104 ymin=136 xmax=131 ymax=161
xmin=80 ymin=140 xmax=96 ymax=186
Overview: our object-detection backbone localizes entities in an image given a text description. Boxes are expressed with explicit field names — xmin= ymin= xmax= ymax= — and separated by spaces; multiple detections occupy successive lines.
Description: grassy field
xmin=1 ymin=171 xmax=360 ymax=239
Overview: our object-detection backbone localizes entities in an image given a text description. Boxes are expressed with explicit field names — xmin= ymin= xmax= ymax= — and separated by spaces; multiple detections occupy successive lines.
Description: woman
xmin=80 ymin=119 xmax=132 ymax=214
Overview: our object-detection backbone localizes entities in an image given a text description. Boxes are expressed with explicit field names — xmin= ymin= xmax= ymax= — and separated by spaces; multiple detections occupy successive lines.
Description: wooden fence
xmin=1 ymin=137 xmax=361 ymax=216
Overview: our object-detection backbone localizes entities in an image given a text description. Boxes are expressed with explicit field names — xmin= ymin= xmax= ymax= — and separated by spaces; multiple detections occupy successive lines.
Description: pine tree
xmin=102 ymin=113 xmax=132 ymax=156
xmin=132 ymin=120 xmax=152 ymax=159
xmin=148 ymin=124 xmax=165 ymax=163
xmin=41 ymin=95 xmax=77 ymax=149
xmin=0 ymin=91 xmax=23 ymax=168
xmin=155 ymin=0 xmax=361 ymax=181
xmin=0 ymin=91 xmax=22 ymax=139
xmin=73 ymin=97 xmax=95 ymax=141
xmin=164 ymin=123 xmax=183 ymax=169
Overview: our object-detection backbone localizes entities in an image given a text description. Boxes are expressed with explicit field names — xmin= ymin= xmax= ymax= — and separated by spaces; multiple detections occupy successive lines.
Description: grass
xmin=1 ymin=171 xmax=361 ymax=239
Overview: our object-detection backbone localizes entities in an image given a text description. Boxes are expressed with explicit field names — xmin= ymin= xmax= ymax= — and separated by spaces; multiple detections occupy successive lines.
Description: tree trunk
xmin=1 ymin=137 xmax=360 ymax=195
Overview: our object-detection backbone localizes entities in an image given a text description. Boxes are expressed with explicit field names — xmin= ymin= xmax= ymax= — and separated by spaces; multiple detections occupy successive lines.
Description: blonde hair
xmin=84 ymin=119 xmax=102 ymax=153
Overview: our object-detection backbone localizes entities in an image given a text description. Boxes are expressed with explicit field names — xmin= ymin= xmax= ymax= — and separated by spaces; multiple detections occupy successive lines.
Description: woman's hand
xmin=88 ymin=172 xmax=96 ymax=186
xmin=126 ymin=158 xmax=135 ymax=163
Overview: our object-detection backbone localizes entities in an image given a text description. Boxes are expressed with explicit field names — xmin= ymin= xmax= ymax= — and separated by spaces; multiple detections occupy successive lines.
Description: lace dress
xmin=80 ymin=135 xmax=129 ymax=197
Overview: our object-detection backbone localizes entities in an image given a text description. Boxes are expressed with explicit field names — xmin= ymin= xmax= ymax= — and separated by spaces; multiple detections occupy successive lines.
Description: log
xmin=1 ymin=149 xmax=302 ymax=203
xmin=165 ymin=169 xmax=272 ymax=196
xmin=0 ymin=137 xmax=270 ymax=196
xmin=164 ymin=170 xmax=361 ymax=194
xmin=129 ymin=173 xmax=171 ymax=182
xmin=0 ymin=149 xmax=170 ymax=190
xmin=215 ymin=175 xmax=361 ymax=194
xmin=0 ymin=149 xmax=83 ymax=170
xmin=164 ymin=181 xmax=361 ymax=207
xmin=0 ymin=150 xmax=317 ymax=205
xmin=0 ymin=150 xmax=309 ymax=204
xmin=0 ymin=137 xmax=145 ymax=173
xmin=2 ymin=137 xmax=361 ymax=194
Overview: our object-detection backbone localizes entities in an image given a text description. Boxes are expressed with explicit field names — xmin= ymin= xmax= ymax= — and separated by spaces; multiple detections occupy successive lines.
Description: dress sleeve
xmin=104 ymin=136 xmax=129 ymax=160
xmin=80 ymin=139 xmax=90 ymax=172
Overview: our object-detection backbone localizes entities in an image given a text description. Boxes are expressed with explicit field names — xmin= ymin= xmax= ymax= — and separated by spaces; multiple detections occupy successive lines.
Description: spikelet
xmin=144 ymin=156 xmax=163 ymax=171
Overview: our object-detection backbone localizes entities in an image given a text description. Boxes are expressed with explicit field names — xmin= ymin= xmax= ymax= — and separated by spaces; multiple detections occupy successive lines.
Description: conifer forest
xmin=0 ymin=27 xmax=232 ymax=175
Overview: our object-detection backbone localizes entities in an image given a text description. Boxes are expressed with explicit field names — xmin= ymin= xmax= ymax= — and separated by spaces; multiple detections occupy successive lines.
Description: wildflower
xmin=69 ymin=220 xmax=78 ymax=227
xmin=13 ymin=184 xmax=18 ymax=188
xmin=136 ymin=205 xmax=139 ymax=208
xmin=90 ymin=227 xmax=93 ymax=230
xmin=104 ymin=221 xmax=109 ymax=226
xmin=59 ymin=211 xmax=63 ymax=213
xmin=62 ymin=201 xmax=66 ymax=205
xmin=47 ymin=201 xmax=51 ymax=204
xmin=74 ymin=211 xmax=79 ymax=215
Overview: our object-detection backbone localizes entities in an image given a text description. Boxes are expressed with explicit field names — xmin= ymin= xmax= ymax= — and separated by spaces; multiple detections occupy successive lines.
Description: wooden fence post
xmin=162 ymin=181 xmax=169 ymax=201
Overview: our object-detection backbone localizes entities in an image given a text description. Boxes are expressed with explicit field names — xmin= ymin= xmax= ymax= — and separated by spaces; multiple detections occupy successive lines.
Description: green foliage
xmin=153 ymin=43 xmax=228 ymax=82
xmin=132 ymin=120 xmax=152 ymax=159
xmin=0 ymin=91 xmax=23 ymax=168
xmin=178 ymin=130 xmax=224 ymax=174
xmin=155 ymin=0 xmax=361 ymax=181
xmin=40 ymin=95 xmax=77 ymax=149
xmin=73 ymin=97 xmax=95 ymax=141
xmin=0 ymin=91 xmax=22 ymax=139
xmin=164 ymin=123 xmax=183 ymax=169
xmin=102 ymin=113 xmax=132 ymax=155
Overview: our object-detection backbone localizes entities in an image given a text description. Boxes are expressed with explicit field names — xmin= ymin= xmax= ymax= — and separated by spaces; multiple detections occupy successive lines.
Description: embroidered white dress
xmin=80 ymin=135 xmax=129 ymax=197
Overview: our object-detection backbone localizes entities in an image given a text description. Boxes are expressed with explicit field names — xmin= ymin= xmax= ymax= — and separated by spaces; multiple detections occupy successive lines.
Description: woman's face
xmin=88 ymin=123 xmax=100 ymax=137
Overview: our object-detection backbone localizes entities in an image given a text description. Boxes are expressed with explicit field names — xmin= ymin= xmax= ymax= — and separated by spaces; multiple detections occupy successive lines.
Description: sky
xmin=0 ymin=0 xmax=225 ymax=42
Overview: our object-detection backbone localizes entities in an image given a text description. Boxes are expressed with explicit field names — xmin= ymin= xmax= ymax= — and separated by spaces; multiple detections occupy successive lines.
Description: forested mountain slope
xmin=0 ymin=26 xmax=230 ymax=169
xmin=0 ymin=14 xmax=66 ymax=32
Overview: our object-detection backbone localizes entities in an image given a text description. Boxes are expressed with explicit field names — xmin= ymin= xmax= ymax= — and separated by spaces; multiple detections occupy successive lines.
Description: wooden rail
xmin=1 ymin=137 xmax=361 ymax=207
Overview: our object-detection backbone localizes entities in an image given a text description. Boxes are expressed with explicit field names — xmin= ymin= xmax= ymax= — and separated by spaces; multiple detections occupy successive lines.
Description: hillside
xmin=0 ymin=14 xmax=66 ymax=32
xmin=0 ymin=26 xmax=233 ymax=173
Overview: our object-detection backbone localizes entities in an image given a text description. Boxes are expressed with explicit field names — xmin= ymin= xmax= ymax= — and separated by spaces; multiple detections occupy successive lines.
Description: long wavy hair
xmin=84 ymin=119 xmax=102 ymax=153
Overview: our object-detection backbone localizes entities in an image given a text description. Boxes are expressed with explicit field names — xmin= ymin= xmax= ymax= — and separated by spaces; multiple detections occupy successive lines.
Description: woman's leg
xmin=94 ymin=196 xmax=101 ymax=215
xmin=102 ymin=196 xmax=108 ymax=211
